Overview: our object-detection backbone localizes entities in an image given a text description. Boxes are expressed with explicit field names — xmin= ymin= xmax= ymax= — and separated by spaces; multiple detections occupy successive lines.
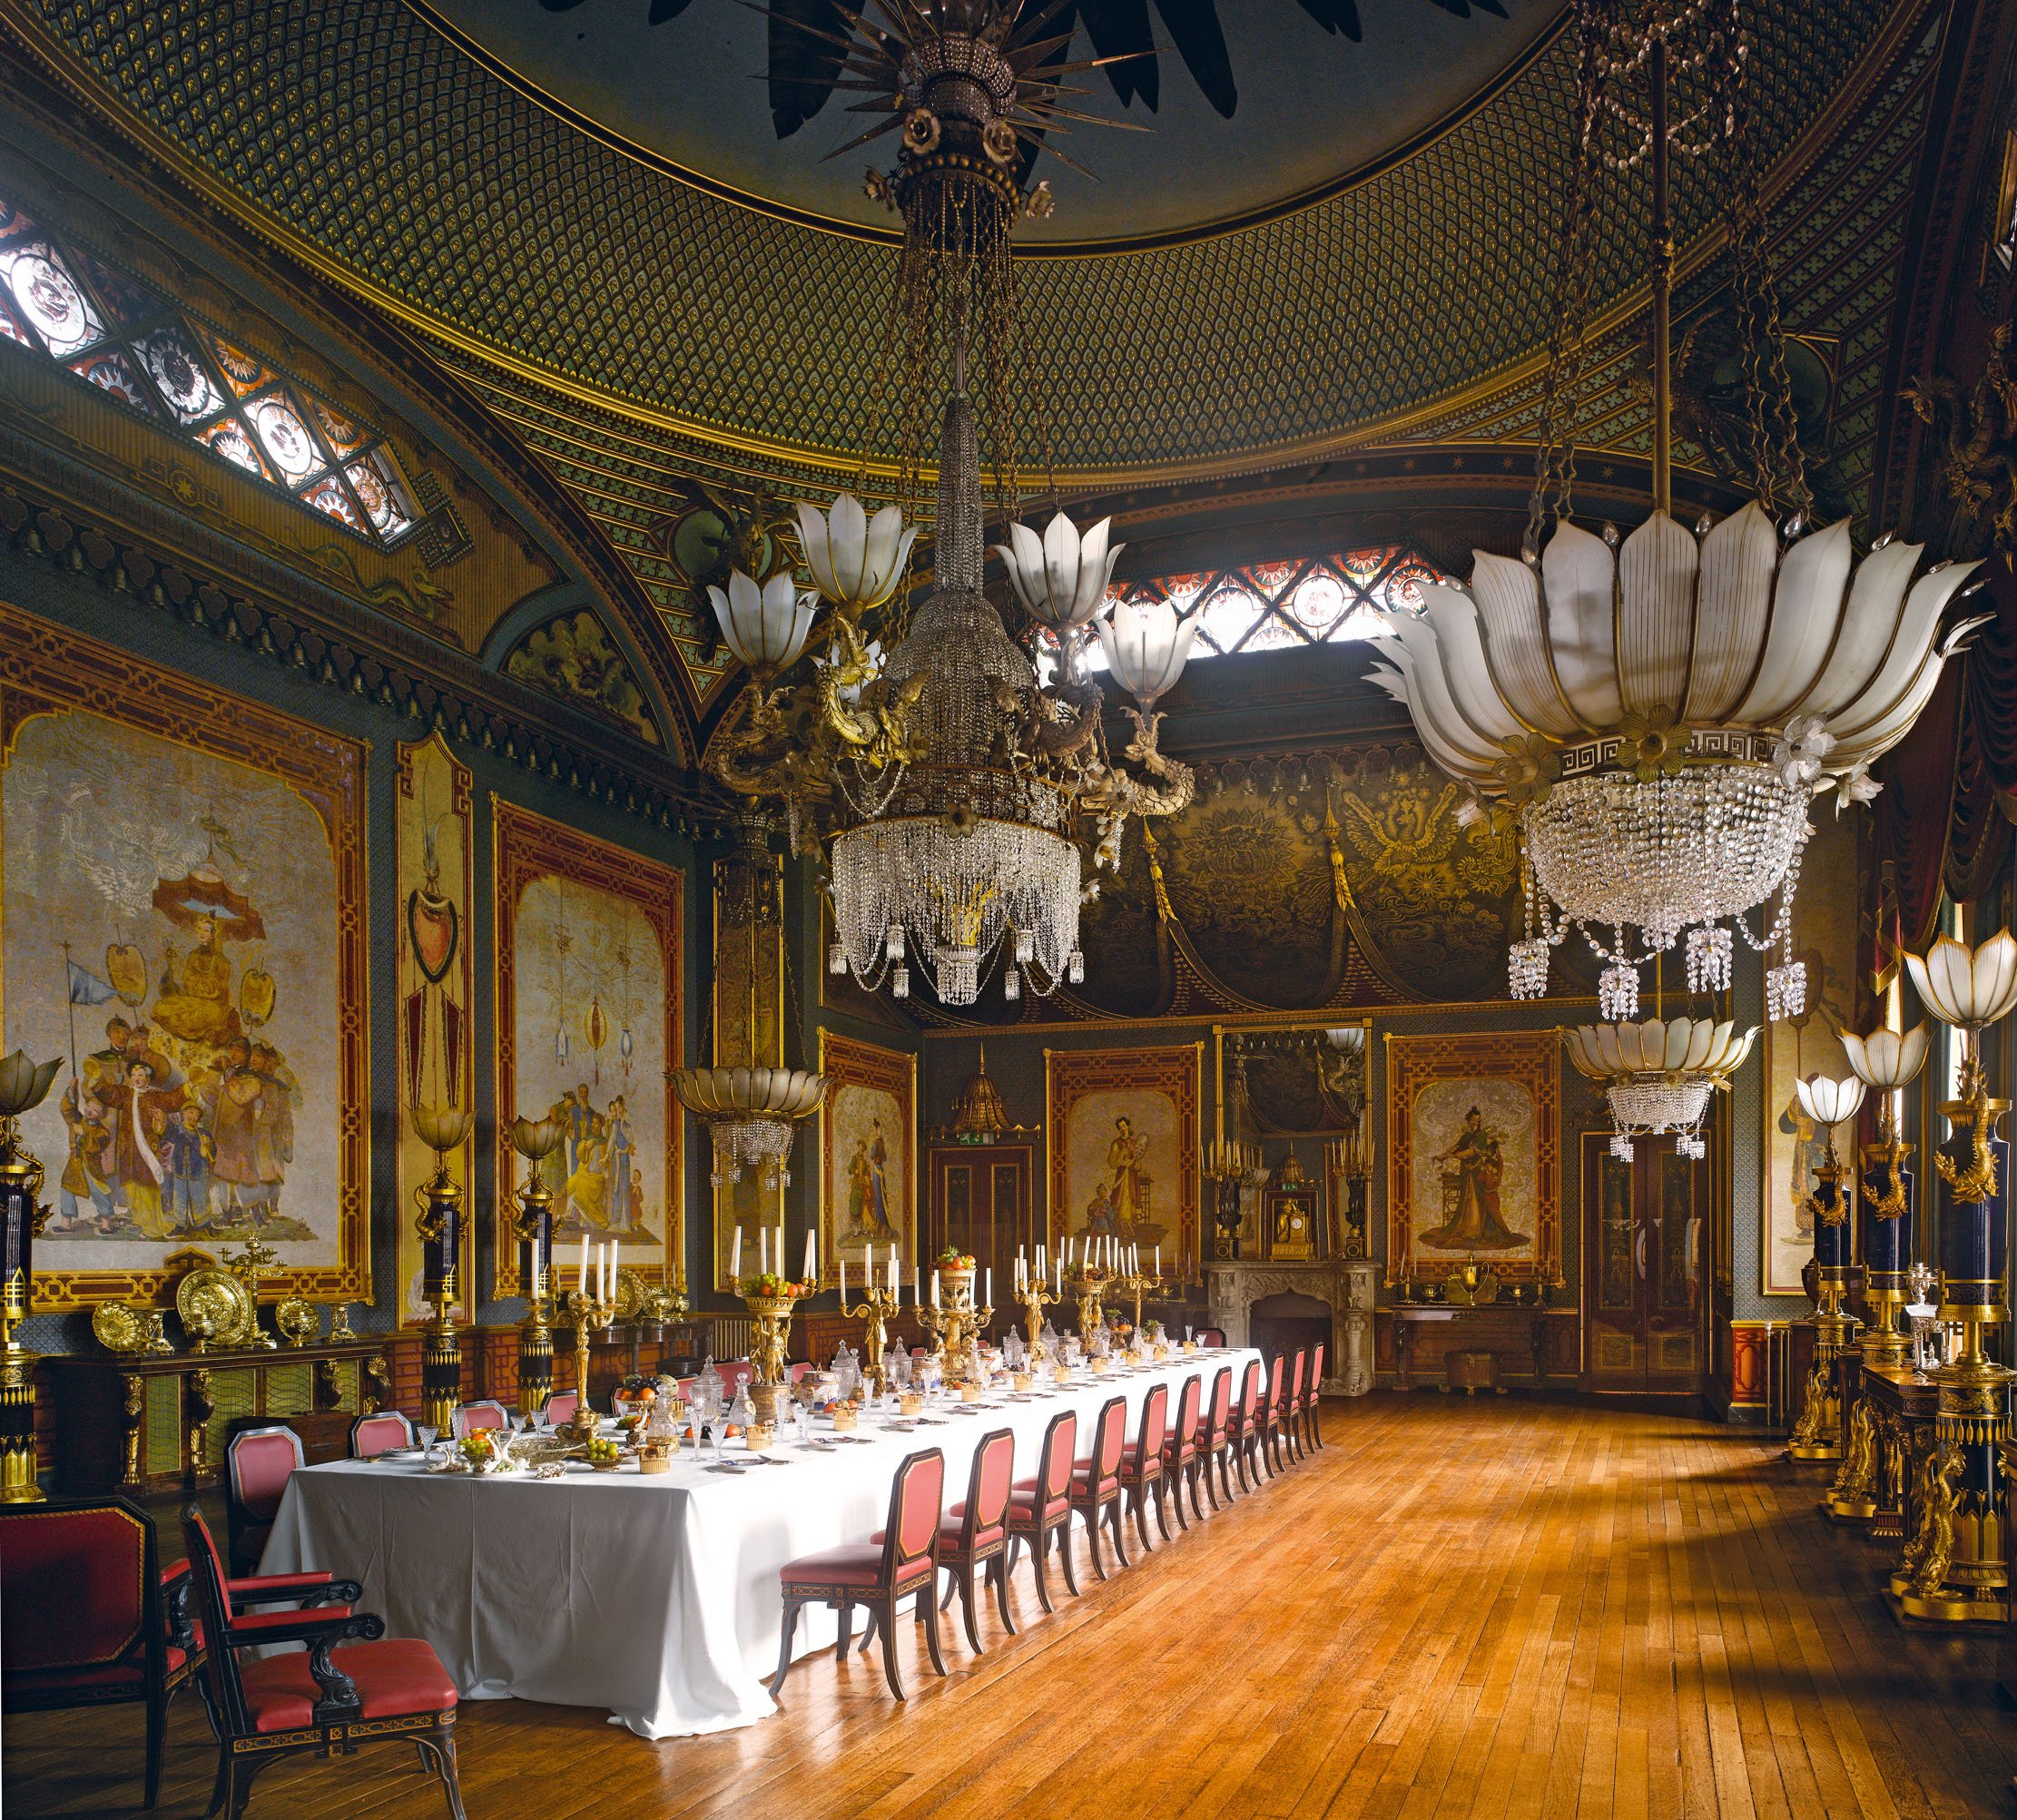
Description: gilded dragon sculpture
xmin=1935 ymin=1091 xmax=2001 ymax=1207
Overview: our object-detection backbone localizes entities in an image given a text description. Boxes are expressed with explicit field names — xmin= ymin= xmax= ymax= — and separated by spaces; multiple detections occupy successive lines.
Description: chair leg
xmin=1108 ymin=1497 xmax=1131 ymax=1568
xmin=207 ymin=1741 xmax=231 ymax=1818
xmin=958 ymin=1563 xmax=984 ymax=1655
xmin=878 ymin=1592 xmax=909 ymax=1701
xmin=417 ymin=1733 xmax=469 ymax=1820
xmin=1207 ymin=1447 xmax=1226 ymax=1508
xmin=1055 ymin=1520 xmax=1081 ymax=1598
xmin=920 ymin=1580 xmax=949 ymax=1678
xmin=1233 ymin=1431 xmax=1253 ymax=1491
xmin=144 ymin=1687 xmax=166 ymax=1809
xmin=1153 ymin=1473 xmax=1173 ymax=1540
xmin=1028 ymin=1526 xmax=1056 ymax=1612
xmin=1169 ymin=1468 xmax=1188 ymax=1532
xmin=769 ymin=1598 xmax=802 ymax=1698
xmin=940 ymin=1569 xmax=958 ymax=1613
xmin=192 ymin=1667 xmax=222 ymax=1743
xmin=991 ymin=1553 xmax=1017 ymax=1635
xmin=1129 ymin=1485 xmax=1152 ymax=1553
xmin=858 ymin=1605 xmax=879 ymax=1656
xmin=1191 ymin=1456 xmax=1210 ymax=1520
xmin=1084 ymin=1504 xmax=1108 ymax=1581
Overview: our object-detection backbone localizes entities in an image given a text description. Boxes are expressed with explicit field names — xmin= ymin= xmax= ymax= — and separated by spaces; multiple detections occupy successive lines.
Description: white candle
xmin=839 ymin=1257 xmax=847 ymax=1305
xmin=932 ymin=1269 xmax=940 ymax=1308
xmin=777 ymin=1225 xmax=786 ymax=1285
xmin=866 ymin=1241 xmax=875 ymax=1281
xmin=1155 ymin=1244 xmax=1160 ymax=1277
xmin=803 ymin=1229 xmax=816 ymax=1283
xmin=760 ymin=1228 xmax=768 ymax=1274
xmin=985 ymin=1267 xmax=991 ymax=1308
xmin=1055 ymin=1254 xmax=1062 ymax=1296
xmin=599 ymin=1244 xmax=609 ymax=1305
xmin=578 ymin=1236 xmax=588 ymax=1294
xmin=730 ymin=1226 xmax=742 ymax=1282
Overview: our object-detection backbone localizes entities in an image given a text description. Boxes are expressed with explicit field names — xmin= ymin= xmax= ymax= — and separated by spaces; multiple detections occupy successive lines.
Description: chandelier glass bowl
xmin=1562 ymin=1016 xmax=1757 ymax=1160
xmin=667 ymin=1066 xmax=829 ymax=1189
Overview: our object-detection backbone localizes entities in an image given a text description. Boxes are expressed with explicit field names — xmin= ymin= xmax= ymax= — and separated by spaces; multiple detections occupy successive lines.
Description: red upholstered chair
xmin=179 ymin=1505 xmax=463 ymax=1820
xmin=1200 ymin=1364 xmax=1235 ymax=1510
xmin=1160 ymin=1373 xmax=1205 ymax=1531
xmin=349 ymin=1412 xmax=416 ymax=1458
xmin=448 ymin=1401 xmax=509 ymax=1440
xmin=932 ymin=1428 xmax=1018 ymax=1652
xmin=1195 ymin=1327 xmax=1229 ymax=1348
xmin=1224 ymin=1357 xmax=1265 ymax=1493
xmin=720 ymin=1360 xmax=756 ymax=1399
xmin=787 ymin=1362 xmax=816 ymax=1384
xmin=1068 ymin=1395 xmax=1131 ymax=1579
xmin=539 ymin=1391 xmax=579 ymax=1427
xmin=1274 ymin=1349 xmax=1308 ymax=1468
xmin=1 ymin=1496 xmax=205 ymax=1808
xmin=1118 ymin=1382 xmax=1170 ymax=1550
xmin=1005 ymin=1408 xmax=1079 ymax=1613
xmin=1303 ymin=1343 xmax=1326 ymax=1452
xmin=772 ymin=1448 xmax=948 ymax=1704
xmin=225 ymin=1425 xmax=306 ymax=1578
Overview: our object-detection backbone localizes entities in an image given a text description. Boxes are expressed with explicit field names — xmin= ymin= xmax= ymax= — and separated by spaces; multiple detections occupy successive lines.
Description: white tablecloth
xmin=258 ymin=1348 xmax=1259 ymax=1739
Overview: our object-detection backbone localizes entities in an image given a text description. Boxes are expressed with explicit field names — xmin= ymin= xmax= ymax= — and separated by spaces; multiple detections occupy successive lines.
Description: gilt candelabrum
xmin=1787 ymin=1077 xmax=1864 ymax=1466
xmin=0 ymin=1052 xmax=61 ymax=1504
xmin=1068 ymin=1270 xmax=1107 ymax=1347
xmin=1111 ymin=1268 xmax=1164 ymax=1339
xmin=1890 ymin=934 xmax=2017 ymax=1624
xmin=409 ymin=1105 xmax=473 ymax=1436
xmin=1017 ymin=1280 xmax=1059 ymax=1363
xmin=561 ymin=1286 xmax=616 ymax=1441
xmin=838 ymin=1279 xmax=902 ymax=1397
xmin=740 ymin=1286 xmax=808 ymax=1422
xmin=507 ymin=1116 xmax=565 ymax=1416
xmin=919 ymin=1266 xmax=991 ymax=1385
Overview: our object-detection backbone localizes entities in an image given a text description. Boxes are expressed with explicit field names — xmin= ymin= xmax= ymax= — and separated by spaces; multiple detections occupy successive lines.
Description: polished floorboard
xmin=8 ymin=1396 xmax=2016 ymax=1818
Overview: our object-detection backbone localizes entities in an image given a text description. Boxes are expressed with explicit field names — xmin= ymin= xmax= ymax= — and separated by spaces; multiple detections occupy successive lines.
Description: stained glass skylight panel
xmin=2 ymin=241 xmax=104 ymax=357
xmin=315 ymin=400 xmax=368 ymax=457
xmin=210 ymin=334 xmax=275 ymax=397
xmin=246 ymin=391 xmax=322 ymax=483
xmin=301 ymin=475 xmax=365 ymax=531
xmin=346 ymin=453 xmax=413 ymax=538
xmin=195 ymin=418 xmax=269 ymax=478
xmin=133 ymin=325 xmax=226 ymax=422
xmin=69 ymin=349 xmax=153 ymax=412
xmin=75 ymin=251 xmax=161 ymax=330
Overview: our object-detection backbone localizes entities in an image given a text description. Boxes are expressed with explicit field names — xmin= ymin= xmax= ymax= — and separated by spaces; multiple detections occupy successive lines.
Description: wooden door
xmin=1583 ymin=1130 xmax=1710 ymax=1393
xmin=927 ymin=1142 xmax=1033 ymax=1333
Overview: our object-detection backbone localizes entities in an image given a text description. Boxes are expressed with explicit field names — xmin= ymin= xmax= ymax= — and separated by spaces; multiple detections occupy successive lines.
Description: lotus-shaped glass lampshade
xmin=795 ymin=494 xmax=917 ymax=615
xmin=508 ymin=1115 xmax=566 ymax=1162
xmin=1840 ymin=1021 xmax=1931 ymax=1091
xmin=1795 ymin=1073 xmax=1865 ymax=1131
xmin=0 ymin=1052 xmax=61 ymax=1119
xmin=1561 ymin=1018 xmax=1757 ymax=1082
xmin=668 ymin=1067 xmax=830 ymax=1122
xmin=410 ymin=1103 xmax=474 ymax=1156
xmin=706 ymin=569 xmax=819 ymax=676
xmin=1367 ymin=507 xmax=1988 ymax=792
xmin=1097 ymin=600 xmax=1197 ymax=707
xmin=1904 ymin=931 xmax=2017 ymax=1035
xmin=992 ymin=513 xmax=1122 ymax=632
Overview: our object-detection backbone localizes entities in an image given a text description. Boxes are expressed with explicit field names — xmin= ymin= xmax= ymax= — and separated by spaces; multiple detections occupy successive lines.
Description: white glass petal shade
xmin=705 ymin=569 xmax=818 ymax=674
xmin=795 ymin=494 xmax=918 ymax=614
xmin=1904 ymin=931 xmax=2017 ymax=1032
xmin=1795 ymin=1072 xmax=1866 ymax=1128
xmin=1839 ymin=1021 xmax=1930 ymax=1090
xmin=1561 ymin=1018 xmax=1754 ymax=1083
xmin=992 ymin=513 xmax=1122 ymax=631
xmin=1097 ymin=600 xmax=1197 ymax=705
xmin=1368 ymin=503 xmax=1984 ymax=791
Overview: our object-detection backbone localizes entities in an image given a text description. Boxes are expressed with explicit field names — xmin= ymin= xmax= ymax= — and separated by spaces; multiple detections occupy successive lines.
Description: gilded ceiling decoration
xmin=503 ymin=608 xmax=664 ymax=748
xmin=6 ymin=0 xmax=1899 ymax=480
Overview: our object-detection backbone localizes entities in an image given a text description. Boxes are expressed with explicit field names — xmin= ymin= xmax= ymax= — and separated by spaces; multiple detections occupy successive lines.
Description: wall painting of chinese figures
xmin=0 ymin=605 xmax=369 ymax=1307
xmin=818 ymin=1032 xmax=914 ymax=1288
xmin=492 ymin=801 xmax=681 ymax=1296
xmin=395 ymin=734 xmax=473 ymax=1324
xmin=1385 ymin=1029 xmax=1559 ymax=1287
xmin=1045 ymin=1044 xmax=1202 ymax=1275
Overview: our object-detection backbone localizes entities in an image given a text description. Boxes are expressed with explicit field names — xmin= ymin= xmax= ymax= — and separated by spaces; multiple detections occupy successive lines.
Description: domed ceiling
xmin=9 ymin=0 xmax=1902 ymax=481
xmin=422 ymin=0 xmax=1561 ymax=245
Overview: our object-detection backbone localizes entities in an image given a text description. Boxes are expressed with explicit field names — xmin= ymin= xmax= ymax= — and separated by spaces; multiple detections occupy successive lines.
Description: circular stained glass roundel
xmin=139 ymin=330 xmax=224 ymax=421
xmin=9 ymin=247 xmax=101 ymax=357
xmin=247 ymin=394 xmax=320 ymax=482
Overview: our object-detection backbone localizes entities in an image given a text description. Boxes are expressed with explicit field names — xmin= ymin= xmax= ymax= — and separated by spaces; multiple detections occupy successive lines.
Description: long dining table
xmin=257 ymin=1346 xmax=1261 ymax=1739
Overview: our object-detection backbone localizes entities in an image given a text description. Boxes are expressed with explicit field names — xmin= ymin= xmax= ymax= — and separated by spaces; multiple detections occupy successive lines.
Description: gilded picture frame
xmin=1385 ymin=1028 xmax=1559 ymax=1286
xmin=492 ymin=801 xmax=683 ymax=1297
xmin=0 ymin=601 xmax=370 ymax=1309
xmin=1045 ymin=1043 xmax=1202 ymax=1275
xmin=816 ymin=1031 xmax=916 ymax=1290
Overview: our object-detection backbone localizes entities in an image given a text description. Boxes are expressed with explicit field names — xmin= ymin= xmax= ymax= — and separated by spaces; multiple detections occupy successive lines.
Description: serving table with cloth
xmin=257 ymin=1347 xmax=1261 ymax=1739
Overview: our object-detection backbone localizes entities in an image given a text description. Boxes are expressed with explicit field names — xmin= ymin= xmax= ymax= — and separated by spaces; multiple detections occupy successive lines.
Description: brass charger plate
xmin=92 ymin=1301 xmax=150 ymax=1354
xmin=614 ymin=1265 xmax=650 ymax=1322
xmin=176 ymin=1266 xmax=255 ymax=1347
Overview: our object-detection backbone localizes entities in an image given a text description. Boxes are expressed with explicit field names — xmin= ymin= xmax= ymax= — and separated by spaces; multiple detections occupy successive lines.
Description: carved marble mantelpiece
xmin=1204 ymin=1260 xmax=1377 ymax=1396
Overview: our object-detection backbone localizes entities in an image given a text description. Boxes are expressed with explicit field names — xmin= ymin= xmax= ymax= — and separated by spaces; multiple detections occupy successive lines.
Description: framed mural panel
xmin=1385 ymin=1029 xmax=1559 ymax=1286
xmin=1761 ymin=811 xmax=1856 ymax=1294
xmin=816 ymin=1031 xmax=915 ymax=1289
xmin=1045 ymin=1044 xmax=1202 ymax=1274
xmin=492 ymin=801 xmax=682 ymax=1296
xmin=395 ymin=734 xmax=473 ymax=1325
xmin=0 ymin=603 xmax=369 ymax=1308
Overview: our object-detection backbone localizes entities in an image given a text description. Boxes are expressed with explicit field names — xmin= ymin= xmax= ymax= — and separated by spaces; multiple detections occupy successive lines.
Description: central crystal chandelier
xmin=706 ymin=4 xmax=1195 ymax=1008
xmin=1372 ymin=0 xmax=1983 ymax=1160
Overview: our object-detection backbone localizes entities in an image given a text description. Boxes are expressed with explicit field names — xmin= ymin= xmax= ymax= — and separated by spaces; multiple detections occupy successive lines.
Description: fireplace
xmin=1202 ymin=1260 xmax=1377 ymax=1394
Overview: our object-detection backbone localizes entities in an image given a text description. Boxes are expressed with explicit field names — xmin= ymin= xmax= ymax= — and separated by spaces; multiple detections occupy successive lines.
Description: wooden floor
xmin=9 ymin=1396 xmax=2017 ymax=1819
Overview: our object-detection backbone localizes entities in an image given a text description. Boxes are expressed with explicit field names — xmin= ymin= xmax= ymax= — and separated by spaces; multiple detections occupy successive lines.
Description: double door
xmin=1582 ymin=1130 xmax=1709 ymax=1393
xmin=926 ymin=1142 xmax=1033 ymax=1334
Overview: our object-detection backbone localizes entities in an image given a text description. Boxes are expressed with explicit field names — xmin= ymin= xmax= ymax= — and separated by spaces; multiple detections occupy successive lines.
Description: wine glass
xmin=416 ymin=1424 xmax=438 ymax=1463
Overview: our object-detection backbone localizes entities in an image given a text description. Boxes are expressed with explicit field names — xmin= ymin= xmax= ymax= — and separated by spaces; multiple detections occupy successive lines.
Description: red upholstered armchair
xmin=1225 ymin=1357 xmax=1266 ymax=1493
xmin=225 ymin=1425 xmax=305 ymax=1578
xmin=772 ymin=1448 xmax=948 ymax=1704
xmin=349 ymin=1412 xmax=416 ymax=1458
xmin=180 ymin=1505 xmax=464 ymax=1820
xmin=897 ymin=1426 xmax=1017 ymax=1655
xmin=448 ymin=1401 xmax=509 ymax=1440
xmin=0 ymin=1496 xmax=205 ymax=1809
